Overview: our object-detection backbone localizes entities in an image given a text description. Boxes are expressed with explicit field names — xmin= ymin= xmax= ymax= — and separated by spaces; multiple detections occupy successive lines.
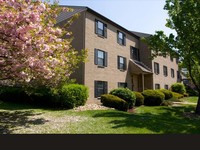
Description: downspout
xmin=142 ymin=73 xmax=144 ymax=91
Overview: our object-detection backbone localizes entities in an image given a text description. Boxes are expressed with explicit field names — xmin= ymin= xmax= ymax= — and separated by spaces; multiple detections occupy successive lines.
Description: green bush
xmin=172 ymin=92 xmax=184 ymax=99
xmin=60 ymin=84 xmax=89 ymax=109
xmin=0 ymin=86 xmax=30 ymax=103
xmin=158 ymin=89 xmax=173 ymax=100
xmin=101 ymin=94 xmax=128 ymax=111
xmin=29 ymin=86 xmax=54 ymax=106
xmin=160 ymin=100 xmax=173 ymax=106
xmin=170 ymin=83 xmax=186 ymax=94
xmin=134 ymin=92 xmax=144 ymax=106
xmin=142 ymin=90 xmax=165 ymax=106
xmin=109 ymin=88 xmax=136 ymax=109
xmin=185 ymin=85 xmax=198 ymax=96
xmin=183 ymin=93 xmax=189 ymax=97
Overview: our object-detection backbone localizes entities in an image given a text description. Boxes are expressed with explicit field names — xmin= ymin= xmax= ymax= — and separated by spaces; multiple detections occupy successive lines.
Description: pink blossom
xmin=0 ymin=0 xmax=86 ymax=87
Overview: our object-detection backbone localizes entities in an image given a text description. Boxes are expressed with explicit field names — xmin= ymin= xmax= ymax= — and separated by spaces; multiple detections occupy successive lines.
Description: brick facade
xmin=57 ymin=6 xmax=180 ymax=103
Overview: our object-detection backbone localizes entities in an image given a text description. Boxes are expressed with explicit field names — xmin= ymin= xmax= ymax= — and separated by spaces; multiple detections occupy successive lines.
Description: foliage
xmin=142 ymin=90 xmax=165 ymax=106
xmin=172 ymin=92 xmax=184 ymax=99
xmin=0 ymin=83 xmax=89 ymax=109
xmin=170 ymin=83 xmax=186 ymax=94
xmin=185 ymin=85 xmax=198 ymax=96
xmin=160 ymin=100 xmax=173 ymax=106
xmin=143 ymin=0 xmax=200 ymax=113
xmin=60 ymin=84 xmax=89 ymax=109
xmin=0 ymin=86 xmax=30 ymax=103
xmin=158 ymin=89 xmax=173 ymax=100
xmin=109 ymin=88 xmax=136 ymax=108
xmin=134 ymin=92 xmax=144 ymax=106
xmin=183 ymin=93 xmax=189 ymax=97
xmin=0 ymin=0 xmax=86 ymax=88
xmin=100 ymin=94 xmax=128 ymax=111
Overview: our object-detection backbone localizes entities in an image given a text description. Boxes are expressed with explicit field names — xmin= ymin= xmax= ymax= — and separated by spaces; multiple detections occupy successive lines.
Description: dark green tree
xmin=144 ymin=0 xmax=200 ymax=114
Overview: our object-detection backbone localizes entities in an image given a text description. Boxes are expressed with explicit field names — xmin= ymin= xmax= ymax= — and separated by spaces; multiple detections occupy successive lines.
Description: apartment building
xmin=132 ymin=31 xmax=181 ymax=90
xmin=56 ymin=6 xmax=180 ymax=103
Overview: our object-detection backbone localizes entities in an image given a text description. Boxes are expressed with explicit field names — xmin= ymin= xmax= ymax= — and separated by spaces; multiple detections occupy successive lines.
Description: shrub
xmin=160 ymin=100 xmax=173 ymax=106
xmin=170 ymin=83 xmax=186 ymax=94
xmin=158 ymin=89 xmax=173 ymax=100
xmin=183 ymin=93 xmax=189 ymax=97
xmin=109 ymin=88 xmax=136 ymax=109
xmin=185 ymin=85 xmax=198 ymax=96
xmin=101 ymin=94 xmax=128 ymax=111
xmin=0 ymin=86 xmax=30 ymax=103
xmin=29 ymin=86 xmax=54 ymax=106
xmin=142 ymin=90 xmax=165 ymax=106
xmin=60 ymin=84 xmax=89 ymax=109
xmin=134 ymin=92 xmax=144 ymax=106
xmin=172 ymin=92 xmax=184 ymax=99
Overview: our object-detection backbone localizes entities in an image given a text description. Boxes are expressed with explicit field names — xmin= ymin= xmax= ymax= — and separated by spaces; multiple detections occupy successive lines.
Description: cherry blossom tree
xmin=0 ymin=0 xmax=86 ymax=88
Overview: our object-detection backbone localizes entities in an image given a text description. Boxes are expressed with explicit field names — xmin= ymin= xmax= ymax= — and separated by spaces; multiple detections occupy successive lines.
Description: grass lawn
xmin=181 ymin=96 xmax=198 ymax=103
xmin=0 ymin=97 xmax=200 ymax=134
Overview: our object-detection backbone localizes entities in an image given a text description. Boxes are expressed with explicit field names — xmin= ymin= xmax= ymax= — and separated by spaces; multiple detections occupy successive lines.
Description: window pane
xmin=119 ymin=56 xmax=125 ymax=70
xmin=132 ymin=47 xmax=139 ymax=61
xmin=98 ymin=21 xmax=104 ymax=30
xmin=118 ymin=32 xmax=123 ymax=39
xmin=95 ymin=81 xmax=107 ymax=98
xmin=118 ymin=82 xmax=127 ymax=88
xmin=119 ymin=57 xmax=124 ymax=63
xmin=155 ymin=84 xmax=160 ymax=89
xmin=154 ymin=62 xmax=159 ymax=74
xmin=119 ymin=64 xmax=124 ymax=69
xmin=97 ymin=29 xmax=103 ymax=36
xmin=98 ymin=50 xmax=104 ymax=59
xmin=98 ymin=58 xmax=104 ymax=66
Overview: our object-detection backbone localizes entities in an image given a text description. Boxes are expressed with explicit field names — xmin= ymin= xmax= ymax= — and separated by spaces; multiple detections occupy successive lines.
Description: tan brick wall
xmin=139 ymin=41 xmax=152 ymax=69
xmin=58 ymin=12 xmax=86 ymax=84
xmin=139 ymin=40 xmax=179 ymax=90
xmin=84 ymin=12 xmax=140 ymax=102
xmin=152 ymin=56 xmax=179 ymax=89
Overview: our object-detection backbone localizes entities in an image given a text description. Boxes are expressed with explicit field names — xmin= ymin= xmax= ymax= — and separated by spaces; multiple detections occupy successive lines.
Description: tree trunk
xmin=195 ymin=94 xmax=200 ymax=115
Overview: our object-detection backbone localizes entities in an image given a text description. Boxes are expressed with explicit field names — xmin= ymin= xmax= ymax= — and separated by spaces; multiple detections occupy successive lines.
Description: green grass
xmin=1 ymin=97 xmax=200 ymax=134
xmin=181 ymin=96 xmax=198 ymax=103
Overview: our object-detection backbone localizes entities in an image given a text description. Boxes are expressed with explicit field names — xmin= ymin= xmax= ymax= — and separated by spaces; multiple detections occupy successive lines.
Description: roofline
xmin=59 ymin=5 xmax=140 ymax=40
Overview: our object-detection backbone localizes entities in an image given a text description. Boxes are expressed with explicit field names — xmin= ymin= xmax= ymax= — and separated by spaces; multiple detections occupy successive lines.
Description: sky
xmin=54 ymin=0 xmax=176 ymax=36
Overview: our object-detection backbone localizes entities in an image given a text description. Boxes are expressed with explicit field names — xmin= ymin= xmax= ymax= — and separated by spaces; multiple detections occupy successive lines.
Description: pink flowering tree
xmin=0 ymin=0 xmax=86 ymax=88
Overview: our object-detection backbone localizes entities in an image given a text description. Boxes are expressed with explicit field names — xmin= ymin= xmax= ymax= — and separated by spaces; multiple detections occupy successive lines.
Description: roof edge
xmin=59 ymin=5 xmax=140 ymax=39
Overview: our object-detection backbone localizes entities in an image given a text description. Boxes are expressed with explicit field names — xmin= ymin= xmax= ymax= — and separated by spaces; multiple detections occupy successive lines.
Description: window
xmin=117 ymin=31 xmax=126 ymax=45
xmin=154 ymin=62 xmax=160 ymax=74
xmin=118 ymin=82 xmax=127 ymax=88
xmin=94 ymin=49 xmax=107 ymax=67
xmin=131 ymin=46 xmax=140 ymax=61
xmin=155 ymin=84 xmax=160 ymax=89
xmin=94 ymin=81 xmax=108 ymax=98
xmin=95 ymin=19 xmax=107 ymax=37
xmin=177 ymin=71 xmax=181 ymax=80
xmin=118 ymin=56 xmax=127 ymax=70
xmin=171 ymin=68 xmax=175 ymax=78
xmin=164 ymin=85 xmax=169 ymax=90
xmin=163 ymin=66 xmax=168 ymax=77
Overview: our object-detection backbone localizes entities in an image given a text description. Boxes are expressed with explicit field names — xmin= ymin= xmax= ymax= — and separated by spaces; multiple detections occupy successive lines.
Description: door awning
xmin=129 ymin=59 xmax=152 ymax=74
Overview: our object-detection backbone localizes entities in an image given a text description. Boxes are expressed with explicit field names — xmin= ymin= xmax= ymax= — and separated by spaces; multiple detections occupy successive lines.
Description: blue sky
xmin=55 ymin=0 xmax=175 ymax=36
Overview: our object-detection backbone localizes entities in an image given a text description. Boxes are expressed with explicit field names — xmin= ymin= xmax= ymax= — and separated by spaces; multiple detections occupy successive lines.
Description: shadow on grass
xmin=92 ymin=106 xmax=200 ymax=134
xmin=0 ymin=110 xmax=48 ymax=134
xmin=0 ymin=101 xmax=68 ymax=111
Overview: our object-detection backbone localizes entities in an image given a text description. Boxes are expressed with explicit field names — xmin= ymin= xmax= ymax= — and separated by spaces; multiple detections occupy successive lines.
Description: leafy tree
xmin=0 ymin=0 xmax=86 ymax=88
xmin=144 ymin=0 xmax=200 ymax=114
